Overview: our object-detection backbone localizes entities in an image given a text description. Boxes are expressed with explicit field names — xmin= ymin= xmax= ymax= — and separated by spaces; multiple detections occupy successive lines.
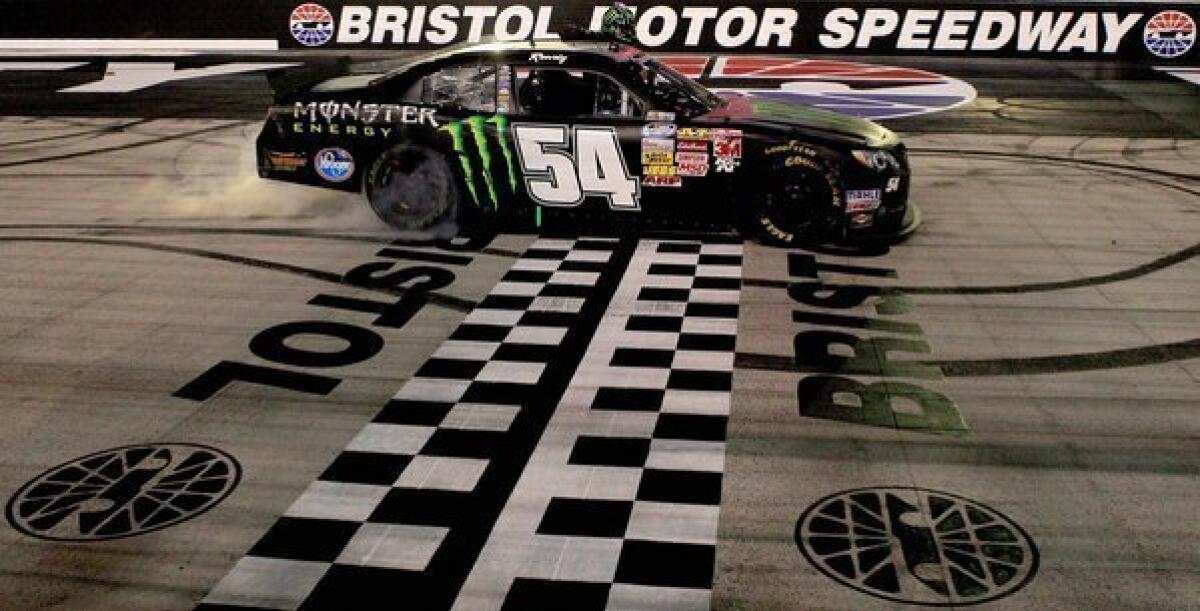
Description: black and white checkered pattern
xmin=199 ymin=237 xmax=742 ymax=611
xmin=457 ymin=239 xmax=742 ymax=610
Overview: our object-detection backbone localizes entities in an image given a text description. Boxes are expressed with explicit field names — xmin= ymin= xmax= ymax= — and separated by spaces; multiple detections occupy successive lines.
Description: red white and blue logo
xmin=290 ymin=3 xmax=335 ymax=47
xmin=1144 ymin=10 xmax=1196 ymax=59
xmin=315 ymin=148 xmax=354 ymax=182
xmin=660 ymin=56 xmax=976 ymax=121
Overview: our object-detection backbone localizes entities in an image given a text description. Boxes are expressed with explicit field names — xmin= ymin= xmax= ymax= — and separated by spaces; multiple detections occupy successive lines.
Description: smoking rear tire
xmin=365 ymin=144 xmax=458 ymax=231
xmin=754 ymin=144 xmax=841 ymax=245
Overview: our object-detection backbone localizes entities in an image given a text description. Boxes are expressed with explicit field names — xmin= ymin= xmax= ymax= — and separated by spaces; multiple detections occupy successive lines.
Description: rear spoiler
xmin=265 ymin=57 xmax=352 ymax=101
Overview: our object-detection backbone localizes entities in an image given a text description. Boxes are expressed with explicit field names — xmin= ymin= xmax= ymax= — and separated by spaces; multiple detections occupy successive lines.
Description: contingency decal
xmin=512 ymin=124 xmax=640 ymax=210
xmin=712 ymin=128 xmax=743 ymax=173
xmin=264 ymin=150 xmax=307 ymax=173
xmin=440 ymin=115 xmax=520 ymax=210
xmin=314 ymin=147 xmax=354 ymax=182
xmin=845 ymin=189 xmax=882 ymax=213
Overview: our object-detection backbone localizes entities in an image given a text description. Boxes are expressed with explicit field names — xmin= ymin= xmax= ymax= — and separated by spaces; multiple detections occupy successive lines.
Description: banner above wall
xmin=1 ymin=1 xmax=1197 ymax=64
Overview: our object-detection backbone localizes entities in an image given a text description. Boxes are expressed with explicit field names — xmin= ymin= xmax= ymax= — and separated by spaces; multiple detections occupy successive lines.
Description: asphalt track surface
xmin=0 ymin=56 xmax=1198 ymax=610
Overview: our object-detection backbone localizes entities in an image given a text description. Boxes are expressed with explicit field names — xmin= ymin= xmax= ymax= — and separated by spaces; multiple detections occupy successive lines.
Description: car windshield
xmin=624 ymin=56 xmax=725 ymax=118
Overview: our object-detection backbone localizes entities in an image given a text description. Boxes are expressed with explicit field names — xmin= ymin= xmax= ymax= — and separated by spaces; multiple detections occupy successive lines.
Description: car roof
xmin=375 ymin=37 xmax=643 ymax=84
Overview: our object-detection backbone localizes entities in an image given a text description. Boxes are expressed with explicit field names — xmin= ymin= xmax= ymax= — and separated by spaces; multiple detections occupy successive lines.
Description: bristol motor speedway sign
xmin=3 ymin=1 xmax=1197 ymax=64
xmin=275 ymin=2 xmax=1198 ymax=62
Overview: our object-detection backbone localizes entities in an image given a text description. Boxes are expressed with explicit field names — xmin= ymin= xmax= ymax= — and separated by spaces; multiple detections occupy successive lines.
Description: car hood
xmin=698 ymin=92 xmax=899 ymax=148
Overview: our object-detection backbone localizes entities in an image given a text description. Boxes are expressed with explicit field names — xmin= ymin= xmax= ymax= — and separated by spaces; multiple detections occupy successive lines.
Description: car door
xmin=503 ymin=65 xmax=646 ymax=227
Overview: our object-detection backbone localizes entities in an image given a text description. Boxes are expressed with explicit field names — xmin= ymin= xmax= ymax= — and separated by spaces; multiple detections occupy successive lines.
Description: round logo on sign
xmin=315 ymin=147 xmax=355 ymax=182
xmin=1144 ymin=11 xmax=1196 ymax=59
xmin=6 ymin=444 xmax=240 ymax=541
xmin=660 ymin=56 xmax=976 ymax=121
xmin=290 ymin=3 xmax=335 ymax=47
xmin=796 ymin=487 xmax=1038 ymax=606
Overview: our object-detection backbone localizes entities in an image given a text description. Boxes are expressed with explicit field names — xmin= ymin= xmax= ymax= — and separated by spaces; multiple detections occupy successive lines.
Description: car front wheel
xmin=754 ymin=143 xmax=842 ymax=245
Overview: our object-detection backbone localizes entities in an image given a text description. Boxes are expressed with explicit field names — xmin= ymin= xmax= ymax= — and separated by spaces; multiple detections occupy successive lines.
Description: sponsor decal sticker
xmin=676 ymin=162 xmax=709 ymax=177
xmin=677 ymin=139 xmax=709 ymax=153
xmin=1144 ymin=10 xmax=1195 ymax=59
xmin=677 ymin=127 xmax=710 ymax=140
xmin=886 ymin=176 xmax=902 ymax=193
xmin=641 ymin=137 xmax=675 ymax=165
xmin=644 ymin=164 xmax=677 ymax=177
xmin=642 ymin=175 xmax=682 ymax=188
xmin=646 ymin=110 xmax=676 ymax=122
xmin=642 ymin=122 xmax=677 ymax=138
xmin=265 ymin=150 xmax=307 ymax=172
xmin=290 ymin=3 xmax=335 ymax=47
xmin=315 ymin=147 xmax=355 ymax=182
xmin=846 ymin=188 xmax=883 ymax=213
xmin=675 ymin=152 xmax=709 ymax=165
xmin=713 ymin=129 xmax=743 ymax=159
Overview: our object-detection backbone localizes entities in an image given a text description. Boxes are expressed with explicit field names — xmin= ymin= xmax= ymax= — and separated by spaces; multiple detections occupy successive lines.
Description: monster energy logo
xmin=440 ymin=115 xmax=519 ymax=210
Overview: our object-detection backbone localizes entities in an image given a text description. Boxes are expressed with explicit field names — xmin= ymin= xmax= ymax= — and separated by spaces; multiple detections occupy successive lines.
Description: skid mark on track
xmin=0 ymin=236 xmax=478 ymax=312
xmin=0 ymin=224 xmax=525 ymax=258
xmin=0 ymin=120 xmax=249 ymax=169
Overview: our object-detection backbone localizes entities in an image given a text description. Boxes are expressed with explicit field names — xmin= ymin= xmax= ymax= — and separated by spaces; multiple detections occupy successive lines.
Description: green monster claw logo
xmin=440 ymin=115 xmax=519 ymax=210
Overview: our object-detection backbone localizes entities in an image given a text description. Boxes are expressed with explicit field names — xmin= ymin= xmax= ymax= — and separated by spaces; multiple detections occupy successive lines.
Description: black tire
xmin=755 ymin=143 xmax=842 ymax=245
xmin=365 ymin=144 xmax=459 ymax=231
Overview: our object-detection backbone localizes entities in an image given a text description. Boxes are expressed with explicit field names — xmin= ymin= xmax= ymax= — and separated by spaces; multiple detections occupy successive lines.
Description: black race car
xmin=257 ymin=12 xmax=917 ymax=244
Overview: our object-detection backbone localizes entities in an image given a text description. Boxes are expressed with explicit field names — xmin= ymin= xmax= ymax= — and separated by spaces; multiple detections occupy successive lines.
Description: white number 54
xmin=512 ymin=124 xmax=640 ymax=210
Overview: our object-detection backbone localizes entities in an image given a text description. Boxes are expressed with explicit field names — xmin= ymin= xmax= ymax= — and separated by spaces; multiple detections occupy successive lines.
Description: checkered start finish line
xmin=200 ymin=237 xmax=743 ymax=611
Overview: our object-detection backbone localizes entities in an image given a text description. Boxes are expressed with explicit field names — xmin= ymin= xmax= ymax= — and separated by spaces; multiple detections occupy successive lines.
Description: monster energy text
xmin=441 ymin=115 xmax=519 ymax=209
xmin=293 ymin=101 xmax=439 ymax=127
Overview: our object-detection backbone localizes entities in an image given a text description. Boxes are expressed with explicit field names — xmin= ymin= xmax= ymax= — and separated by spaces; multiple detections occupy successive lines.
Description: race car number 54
xmin=512 ymin=124 xmax=641 ymax=210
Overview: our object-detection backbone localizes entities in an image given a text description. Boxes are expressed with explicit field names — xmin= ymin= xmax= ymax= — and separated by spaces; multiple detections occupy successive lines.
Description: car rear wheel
xmin=755 ymin=145 xmax=841 ymax=245
xmin=365 ymin=144 xmax=458 ymax=231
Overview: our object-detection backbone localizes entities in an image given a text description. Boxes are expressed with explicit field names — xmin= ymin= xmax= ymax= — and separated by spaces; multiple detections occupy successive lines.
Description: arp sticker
xmin=642 ymin=175 xmax=682 ymax=188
